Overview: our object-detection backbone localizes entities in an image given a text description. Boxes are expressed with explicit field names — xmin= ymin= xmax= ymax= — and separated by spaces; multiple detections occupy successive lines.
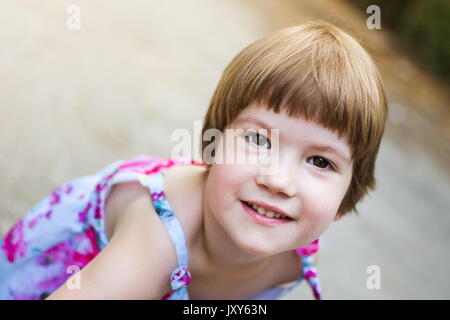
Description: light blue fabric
xmin=139 ymin=171 xmax=191 ymax=300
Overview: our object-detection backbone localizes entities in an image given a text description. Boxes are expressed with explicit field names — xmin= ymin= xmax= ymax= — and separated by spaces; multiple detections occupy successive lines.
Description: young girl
xmin=0 ymin=21 xmax=387 ymax=300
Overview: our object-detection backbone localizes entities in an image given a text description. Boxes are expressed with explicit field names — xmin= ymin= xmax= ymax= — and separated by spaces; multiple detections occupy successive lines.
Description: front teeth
xmin=248 ymin=203 xmax=287 ymax=219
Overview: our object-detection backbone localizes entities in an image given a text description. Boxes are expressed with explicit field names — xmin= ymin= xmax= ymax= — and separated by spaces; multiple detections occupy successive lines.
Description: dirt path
xmin=0 ymin=0 xmax=448 ymax=299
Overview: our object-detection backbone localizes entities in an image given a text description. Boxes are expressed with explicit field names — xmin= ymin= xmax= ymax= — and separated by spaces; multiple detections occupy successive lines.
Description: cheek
xmin=299 ymin=202 xmax=336 ymax=244
xmin=307 ymin=171 xmax=351 ymax=213
xmin=206 ymin=164 xmax=246 ymax=210
xmin=301 ymin=182 xmax=345 ymax=228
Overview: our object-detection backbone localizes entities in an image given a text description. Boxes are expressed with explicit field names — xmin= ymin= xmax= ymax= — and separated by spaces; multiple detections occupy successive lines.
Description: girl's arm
xmin=46 ymin=188 xmax=178 ymax=300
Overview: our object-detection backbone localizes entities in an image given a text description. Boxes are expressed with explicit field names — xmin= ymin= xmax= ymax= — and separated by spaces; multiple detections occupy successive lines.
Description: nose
xmin=255 ymin=160 xmax=297 ymax=197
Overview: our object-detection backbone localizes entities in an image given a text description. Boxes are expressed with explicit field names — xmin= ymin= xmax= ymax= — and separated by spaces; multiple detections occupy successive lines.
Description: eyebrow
xmin=233 ymin=116 xmax=352 ymax=163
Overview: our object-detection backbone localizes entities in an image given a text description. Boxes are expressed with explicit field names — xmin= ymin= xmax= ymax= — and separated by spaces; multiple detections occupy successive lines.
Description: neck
xmin=206 ymin=220 xmax=272 ymax=275
xmin=194 ymin=183 xmax=274 ymax=278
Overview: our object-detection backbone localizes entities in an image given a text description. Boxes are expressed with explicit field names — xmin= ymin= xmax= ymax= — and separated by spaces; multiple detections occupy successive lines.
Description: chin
xmin=233 ymin=235 xmax=281 ymax=256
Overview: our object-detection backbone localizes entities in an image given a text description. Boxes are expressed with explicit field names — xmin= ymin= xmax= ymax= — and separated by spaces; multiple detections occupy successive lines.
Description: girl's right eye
xmin=307 ymin=156 xmax=335 ymax=171
xmin=245 ymin=132 xmax=271 ymax=149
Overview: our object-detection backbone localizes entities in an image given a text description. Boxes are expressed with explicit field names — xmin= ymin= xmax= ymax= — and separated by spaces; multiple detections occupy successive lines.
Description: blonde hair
xmin=201 ymin=21 xmax=388 ymax=217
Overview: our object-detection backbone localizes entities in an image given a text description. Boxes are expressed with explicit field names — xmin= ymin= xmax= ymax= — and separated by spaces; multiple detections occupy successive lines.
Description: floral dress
xmin=0 ymin=155 xmax=321 ymax=300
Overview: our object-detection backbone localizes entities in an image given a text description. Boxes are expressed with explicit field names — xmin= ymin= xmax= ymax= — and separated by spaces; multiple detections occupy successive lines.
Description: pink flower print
xmin=144 ymin=159 xmax=176 ymax=175
xmin=312 ymin=284 xmax=321 ymax=300
xmin=73 ymin=226 xmax=100 ymax=267
xmin=105 ymin=172 xmax=116 ymax=182
xmin=151 ymin=191 xmax=165 ymax=202
xmin=65 ymin=184 xmax=73 ymax=195
xmin=118 ymin=157 xmax=166 ymax=174
xmin=49 ymin=190 xmax=61 ymax=206
xmin=1 ymin=220 xmax=28 ymax=263
xmin=27 ymin=208 xmax=53 ymax=230
xmin=28 ymin=216 xmax=40 ymax=229
xmin=304 ymin=269 xmax=317 ymax=280
xmin=94 ymin=195 xmax=102 ymax=220
xmin=78 ymin=201 xmax=92 ymax=223
xmin=48 ymin=183 xmax=72 ymax=207
xmin=296 ymin=239 xmax=320 ymax=256
xmin=170 ymin=266 xmax=192 ymax=290
xmin=35 ymin=228 xmax=100 ymax=291
xmin=119 ymin=159 xmax=155 ymax=170
xmin=37 ymin=241 xmax=73 ymax=267
xmin=45 ymin=209 xmax=52 ymax=219
xmin=84 ymin=226 xmax=100 ymax=254
xmin=95 ymin=182 xmax=106 ymax=193
xmin=162 ymin=291 xmax=173 ymax=300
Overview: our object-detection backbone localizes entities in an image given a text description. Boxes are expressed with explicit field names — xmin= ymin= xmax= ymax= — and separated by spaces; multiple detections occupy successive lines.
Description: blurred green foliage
xmin=348 ymin=0 xmax=450 ymax=85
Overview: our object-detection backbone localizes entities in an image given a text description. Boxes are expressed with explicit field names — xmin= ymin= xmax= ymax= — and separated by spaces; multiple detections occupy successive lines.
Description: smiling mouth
xmin=241 ymin=201 xmax=293 ymax=221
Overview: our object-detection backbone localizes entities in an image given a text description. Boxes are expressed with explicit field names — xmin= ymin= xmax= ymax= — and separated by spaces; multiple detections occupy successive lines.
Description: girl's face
xmin=204 ymin=102 xmax=353 ymax=256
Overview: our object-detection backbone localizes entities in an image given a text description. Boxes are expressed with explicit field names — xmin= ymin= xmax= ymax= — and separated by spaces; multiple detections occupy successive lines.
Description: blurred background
xmin=0 ymin=0 xmax=449 ymax=299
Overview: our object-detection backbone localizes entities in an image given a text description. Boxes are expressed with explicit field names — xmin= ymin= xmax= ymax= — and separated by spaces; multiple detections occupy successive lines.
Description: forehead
xmin=231 ymin=103 xmax=352 ymax=160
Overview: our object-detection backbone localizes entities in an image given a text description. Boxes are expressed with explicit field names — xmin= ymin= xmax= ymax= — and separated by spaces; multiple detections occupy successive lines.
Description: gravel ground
xmin=1 ymin=0 xmax=449 ymax=299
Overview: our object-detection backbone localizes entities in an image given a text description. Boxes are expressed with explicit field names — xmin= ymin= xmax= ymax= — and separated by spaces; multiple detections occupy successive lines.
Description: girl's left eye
xmin=308 ymin=156 xmax=335 ymax=170
xmin=245 ymin=132 xmax=271 ymax=149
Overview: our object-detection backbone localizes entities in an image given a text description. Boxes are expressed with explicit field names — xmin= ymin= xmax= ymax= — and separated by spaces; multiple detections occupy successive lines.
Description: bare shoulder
xmin=104 ymin=164 xmax=207 ymax=243
xmin=48 ymin=181 xmax=179 ymax=299
xmin=103 ymin=180 xmax=179 ymax=279
xmin=162 ymin=164 xmax=207 ymax=243
xmin=104 ymin=181 xmax=149 ymax=241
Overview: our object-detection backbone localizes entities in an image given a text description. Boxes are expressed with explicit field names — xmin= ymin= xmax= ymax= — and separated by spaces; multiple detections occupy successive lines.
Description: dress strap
xmin=299 ymin=254 xmax=322 ymax=299
xmin=297 ymin=239 xmax=322 ymax=300
xmin=137 ymin=171 xmax=191 ymax=299
xmin=108 ymin=156 xmax=200 ymax=299
xmin=269 ymin=239 xmax=322 ymax=300
xmin=142 ymin=173 xmax=189 ymax=266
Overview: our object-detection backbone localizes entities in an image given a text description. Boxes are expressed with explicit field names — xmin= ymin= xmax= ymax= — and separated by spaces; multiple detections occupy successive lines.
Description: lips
xmin=242 ymin=200 xmax=293 ymax=220
xmin=241 ymin=200 xmax=294 ymax=224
